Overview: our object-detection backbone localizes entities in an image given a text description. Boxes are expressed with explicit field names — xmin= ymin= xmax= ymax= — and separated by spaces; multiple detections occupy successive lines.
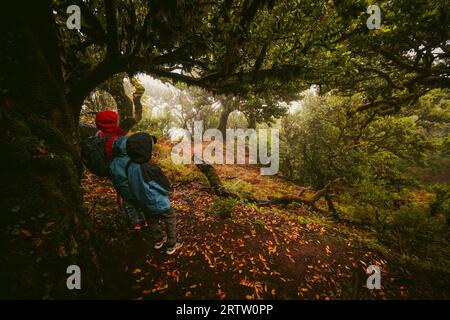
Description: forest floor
xmin=81 ymin=142 xmax=448 ymax=300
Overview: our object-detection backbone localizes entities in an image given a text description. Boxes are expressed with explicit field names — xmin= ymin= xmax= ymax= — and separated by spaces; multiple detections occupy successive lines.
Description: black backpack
xmin=81 ymin=133 xmax=111 ymax=177
xmin=141 ymin=162 xmax=172 ymax=192
xmin=125 ymin=161 xmax=171 ymax=193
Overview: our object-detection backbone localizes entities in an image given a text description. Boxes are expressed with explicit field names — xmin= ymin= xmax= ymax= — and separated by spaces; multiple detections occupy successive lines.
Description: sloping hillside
xmin=81 ymin=141 xmax=447 ymax=299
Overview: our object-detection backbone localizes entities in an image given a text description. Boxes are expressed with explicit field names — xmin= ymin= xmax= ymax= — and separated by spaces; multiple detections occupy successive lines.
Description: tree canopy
xmin=50 ymin=0 xmax=450 ymax=119
xmin=1 ymin=0 xmax=450 ymax=300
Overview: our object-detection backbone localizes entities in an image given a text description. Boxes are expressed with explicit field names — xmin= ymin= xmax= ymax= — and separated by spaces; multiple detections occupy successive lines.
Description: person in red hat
xmin=94 ymin=110 xmax=151 ymax=230
xmin=94 ymin=110 xmax=130 ymax=215
xmin=95 ymin=109 xmax=126 ymax=161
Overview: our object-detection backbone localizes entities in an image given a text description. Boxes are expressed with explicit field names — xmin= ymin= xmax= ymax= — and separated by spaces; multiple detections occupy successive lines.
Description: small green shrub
xmin=207 ymin=197 xmax=239 ymax=220
xmin=132 ymin=115 xmax=173 ymax=137
xmin=157 ymin=157 xmax=201 ymax=183
xmin=251 ymin=219 xmax=266 ymax=227
xmin=430 ymin=184 xmax=450 ymax=224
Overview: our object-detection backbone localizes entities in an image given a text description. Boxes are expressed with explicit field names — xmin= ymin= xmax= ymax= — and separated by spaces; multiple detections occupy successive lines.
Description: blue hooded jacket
xmin=126 ymin=132 xmax=171 ymax=215
xmin=127 ymin=162 xmax=171 ymax=214
xmin=109 ymin=136 xmax=134 ymax=201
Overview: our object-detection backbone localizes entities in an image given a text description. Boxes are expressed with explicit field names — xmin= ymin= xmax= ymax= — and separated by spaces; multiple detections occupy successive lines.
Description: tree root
xmin=194 ymin=158 xmax=343 ymax=216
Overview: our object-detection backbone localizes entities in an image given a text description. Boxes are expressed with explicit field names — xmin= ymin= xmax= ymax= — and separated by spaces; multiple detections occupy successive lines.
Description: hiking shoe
xmin=166 ymin=242 xmax=183 ymax=255
xmin=154 ymin=239 xmax=166 ymax=250
xmin=134 ymin=223 xmax=142 ymax=231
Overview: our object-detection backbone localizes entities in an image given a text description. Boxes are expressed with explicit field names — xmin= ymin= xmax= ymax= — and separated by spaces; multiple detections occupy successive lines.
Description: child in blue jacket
xmin=126 ymin=132 xmax=182 ymax=255
xmin=110 ymin=136 xmax=147 ymax=230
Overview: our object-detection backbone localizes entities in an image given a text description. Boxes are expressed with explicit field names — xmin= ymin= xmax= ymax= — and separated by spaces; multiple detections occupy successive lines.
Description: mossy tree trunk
xmin=217 ymin=96 xmax=236 ymax=137
xmin=0 ymin=2 xmax=101 ymax=298
xmin=102 ymin=73 xmax=134 ymax=128
xmin=100 ymin=73 xmax=145 ymax=132
xmin=130 ymin=77 xmax=145 ymax=124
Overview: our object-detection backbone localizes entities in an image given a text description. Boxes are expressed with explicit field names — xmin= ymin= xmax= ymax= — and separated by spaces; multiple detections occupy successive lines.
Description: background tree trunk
xmin=217 ymin=96 xmax=235 ymax=136
xmin=102 ymin=73 xmax=134 ymax=130
xmin=246 ymin=115 xmax=257 ymax=129
xmin=217 ymin=108 xmax=231 ymax=136
xmin=0 ymin=1 xmax=100 ymax=298
xmin=130 ymin=77 xmax=145 ymax=124
xmin=100 ymin=74 xmax=145 ymax=132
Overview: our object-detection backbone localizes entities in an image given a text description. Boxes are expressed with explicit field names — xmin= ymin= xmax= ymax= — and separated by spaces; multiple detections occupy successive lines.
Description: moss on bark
xmin=0 ymin=2 xmax=101 ymax=298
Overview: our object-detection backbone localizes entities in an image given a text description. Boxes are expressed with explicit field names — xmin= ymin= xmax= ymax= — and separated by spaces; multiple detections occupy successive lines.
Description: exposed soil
xmin=81 ymin=160 xmax=424 ymax=300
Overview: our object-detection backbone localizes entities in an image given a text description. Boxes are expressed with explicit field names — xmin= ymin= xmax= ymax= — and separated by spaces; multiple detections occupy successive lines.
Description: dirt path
xmin=81 ymin=162 xmax=408 ymax=299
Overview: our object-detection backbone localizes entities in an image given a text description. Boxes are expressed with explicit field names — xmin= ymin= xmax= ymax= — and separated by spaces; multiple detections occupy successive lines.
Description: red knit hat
xmin=95 ymin=110 xmax=118 ymax=130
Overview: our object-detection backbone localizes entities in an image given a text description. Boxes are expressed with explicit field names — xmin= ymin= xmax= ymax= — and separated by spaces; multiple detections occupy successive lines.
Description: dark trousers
xmin=148 ymin=208 xmax=177 ymax=246
xmin=124 ymin=199 xmax=146 ymax=225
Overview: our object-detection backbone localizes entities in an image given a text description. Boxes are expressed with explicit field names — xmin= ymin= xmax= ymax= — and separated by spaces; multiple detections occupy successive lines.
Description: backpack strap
xmin=95 ymin=130 xmax=112 ymax=140
xmin=125 ymin=160 xmax=132 ymax=177
xmin=140 ymin=163 xmax=151 ymax=182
